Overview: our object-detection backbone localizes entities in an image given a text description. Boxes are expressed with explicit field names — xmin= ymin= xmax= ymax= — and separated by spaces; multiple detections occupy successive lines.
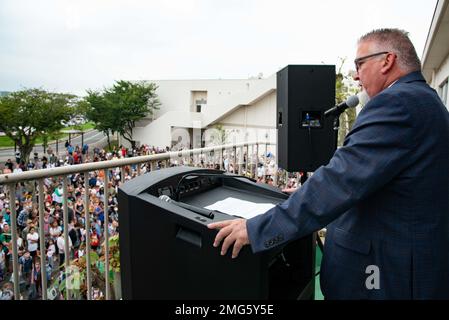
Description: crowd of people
xmin=0 ymin=140 xmax=282 ymax=300
xmin=1 ymin=143 xmax=128 ymax=299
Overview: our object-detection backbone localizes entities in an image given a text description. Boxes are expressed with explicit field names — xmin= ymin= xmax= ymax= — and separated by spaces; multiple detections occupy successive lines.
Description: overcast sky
xmin=0 ymin=0 xmax=438 ymax=96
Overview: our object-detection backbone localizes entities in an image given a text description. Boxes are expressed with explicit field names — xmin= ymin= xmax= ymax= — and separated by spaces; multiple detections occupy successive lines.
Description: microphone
xmin=159 ymin=195 xmax=215 ymax=219
xmin=324 ymin=95 xmax=359 ymax=117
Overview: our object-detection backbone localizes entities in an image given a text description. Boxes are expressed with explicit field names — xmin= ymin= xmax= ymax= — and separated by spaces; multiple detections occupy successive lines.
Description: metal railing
xmin=0 ymin=141 xmax=278 ymax=300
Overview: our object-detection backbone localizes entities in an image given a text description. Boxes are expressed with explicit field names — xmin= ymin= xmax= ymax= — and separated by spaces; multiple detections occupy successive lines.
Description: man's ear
xmin=380 ymin=53 xmax=396 ymax=74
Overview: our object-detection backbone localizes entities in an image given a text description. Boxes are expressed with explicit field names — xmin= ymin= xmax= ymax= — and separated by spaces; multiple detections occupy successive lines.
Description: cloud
xmin=65 ymin=5 xmax=81 ymax=30
xmin=0 ymin=0 xmax=438 ymax=95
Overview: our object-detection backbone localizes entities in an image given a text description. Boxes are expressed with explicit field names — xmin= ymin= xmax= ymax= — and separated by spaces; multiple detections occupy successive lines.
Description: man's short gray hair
xmin=358 ymin=28 xmax=421 ymax=72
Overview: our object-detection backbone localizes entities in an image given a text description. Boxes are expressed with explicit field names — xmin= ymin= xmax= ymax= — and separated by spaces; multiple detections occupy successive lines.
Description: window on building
xmin=195 ymin=98 xmax=207 ymax=113
xmin=439 ymin=78 xmax=448 ymax=109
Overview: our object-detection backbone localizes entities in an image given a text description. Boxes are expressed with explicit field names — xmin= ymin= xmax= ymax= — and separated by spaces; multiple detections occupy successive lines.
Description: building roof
xmin=422 ymin=0 xmax=449 ymax=82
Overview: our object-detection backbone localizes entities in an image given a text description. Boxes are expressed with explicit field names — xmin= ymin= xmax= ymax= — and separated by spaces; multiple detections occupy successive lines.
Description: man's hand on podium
xmin=282 ymin=187 xmax=297 ymax=194
xmin=208 ymin=218 xmax=249 ymax=259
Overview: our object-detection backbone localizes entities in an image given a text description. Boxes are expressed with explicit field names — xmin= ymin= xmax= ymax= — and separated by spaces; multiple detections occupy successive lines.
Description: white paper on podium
xmin=205 ymin=197 xmax=275 ymax=219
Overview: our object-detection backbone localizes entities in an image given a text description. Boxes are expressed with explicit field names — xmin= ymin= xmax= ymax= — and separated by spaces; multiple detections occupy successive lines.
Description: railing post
xmin=104 ymin=169 xmax=110 ymax=300
xmin=250 ymin=145 xmax=254 ymax=179
xmin=220 ymin=147 xmax=224 ymax=171
xmin=209 ymin=150 xmax=214 ymax=168
xmin=8 ymin=184 xmax=20 ymax=300
xmin=245 ymin=145 xmax=248 ymax=176
xmin=255 ymin=143 xmax=259 ymax=179
xmin=62 ymin=177 xmax=71 ymax=300
xmin=273 ymin=163 xmax=278 ymax=186
xmin=121 ymin=167 xmax=125 ymax=185
xmin=84 ymin=172 xmax=92 ymax=300
xmin=238 ymin=147 xmax=243 ymax=175
xmin=38 ymin=180 xmax=48 ymax=300
xmin=137 ymin=163 xmax=141 ymax=176
xmin=248 ymin=144 xmax=251 ymax=178
xmin=32 ymin=181 xmax=37 ymax=205
xmin=263 ymin=143 xmax=267 ymax=183
xmin=193 ymin=152 xmax=197 ymax=167
xmin=256 ymin=143 xmax=259 ymax=164
xmin=233 ymin=146 xmax=237 ymax=174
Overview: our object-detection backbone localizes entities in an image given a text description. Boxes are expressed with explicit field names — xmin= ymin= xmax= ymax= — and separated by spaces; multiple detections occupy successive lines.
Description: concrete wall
xmin=133 ymin=111 xmax=202 ymax=148
xmin=216 ymin=91 xmax=277 ymax=144
xmin=149 ymin=78 xmax=265 ymax=117
xmin=133 ymin=76 xmax=276 ymax=147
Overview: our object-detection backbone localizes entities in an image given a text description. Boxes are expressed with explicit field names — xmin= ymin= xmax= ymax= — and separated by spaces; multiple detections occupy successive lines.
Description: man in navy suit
xmin=208 ymin=29 xmax=449 ymax=299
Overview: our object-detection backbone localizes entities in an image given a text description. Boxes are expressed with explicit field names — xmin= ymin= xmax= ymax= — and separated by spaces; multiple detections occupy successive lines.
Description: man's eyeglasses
xmin=354 ymin=51 xmax=389 ymax=72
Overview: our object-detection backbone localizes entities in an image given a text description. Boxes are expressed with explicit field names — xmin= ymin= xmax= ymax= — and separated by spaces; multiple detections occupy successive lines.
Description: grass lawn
xmin=0 ymin=136 xmax=14 ymax=147
xmin=62 ymin=122 xmax=95 ymax=132
xmin=0 ymin=122 xmax=95 ymax=148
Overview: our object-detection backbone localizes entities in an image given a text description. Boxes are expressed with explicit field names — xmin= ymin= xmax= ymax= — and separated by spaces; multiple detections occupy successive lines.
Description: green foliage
xmin=83 ymin=80 xmax=160 ymax=148
xmin=49 ymin=246 xmax=116 ymax=300
xmin=84 ymin=90 xmax=114 ymax=136
xmin=213 ymin=124 xmax=228 ymax=144
xmin=0 ymin=88 xmax=76 ymax=162
xmin=335 ymin=58 xmax=360 ymax=146
xmin=104 ymin=140 xmax=119 ymax=152
xmin=89 ymin=251 xmax=100 ymax=265
xmin=107 ymin=235 xmax=120 ymax=273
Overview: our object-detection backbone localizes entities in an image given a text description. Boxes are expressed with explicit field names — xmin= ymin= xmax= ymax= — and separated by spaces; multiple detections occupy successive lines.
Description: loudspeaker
xmin=277 ymin=65 xmax=336 ymax=172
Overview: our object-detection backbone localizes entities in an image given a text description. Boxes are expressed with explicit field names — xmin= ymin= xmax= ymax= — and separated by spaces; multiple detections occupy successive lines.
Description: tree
xmin=0 ymin=89 xmax=75 ymax=163
xmin=83 ymin=81 xmax=160 ymax=149
xmin=335 ymin=58 xmax=360 ymax=146
xmin=106 ymin=80 xmax=160 ymax=148
xmin=83 ymin=91 xmax=116 ymax=149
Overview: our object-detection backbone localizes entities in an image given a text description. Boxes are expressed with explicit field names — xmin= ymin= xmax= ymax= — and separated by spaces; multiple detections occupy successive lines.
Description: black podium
xmin=118 ymin=166 xmax=316 ymax=300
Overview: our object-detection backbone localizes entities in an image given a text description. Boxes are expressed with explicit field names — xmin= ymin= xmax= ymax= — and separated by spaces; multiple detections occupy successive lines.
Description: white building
xmin=422 ymin=0 xmax=449 ymax=109
xmin=132 ymin=75 xmax=277 ymax=149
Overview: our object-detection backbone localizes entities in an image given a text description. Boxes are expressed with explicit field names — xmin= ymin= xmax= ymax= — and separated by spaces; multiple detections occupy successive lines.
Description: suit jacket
xmin=247 ymin=71 xmax=449 ymax=299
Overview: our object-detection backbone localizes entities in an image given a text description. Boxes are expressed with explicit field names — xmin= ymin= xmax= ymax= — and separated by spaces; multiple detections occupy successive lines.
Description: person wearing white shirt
xmin=49 ymin=221 xmax=62 ymax=241
xmin=27 ymin=227 xmax=39 ymax=259
xmin=13 ymin=164 xmax=22 ymax=174
xmin=17 ymin=236 xmax=25 ymax=257
xmin=0 ymin=243 xmax=5 ymax=276
xmin=46 ymin=239 xmax=56 ymax=269
xmin=56 ymin=234 xmax=72 ymax=267
xmin=0 ymin=216 xmax=7 ymax=231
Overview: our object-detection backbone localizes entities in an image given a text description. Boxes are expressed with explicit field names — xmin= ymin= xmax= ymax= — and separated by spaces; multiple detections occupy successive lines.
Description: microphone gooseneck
xmin=324 ymin=95 xmax=359 ymax=117
xmin=159 ymin=195 xmax=215 ymax=219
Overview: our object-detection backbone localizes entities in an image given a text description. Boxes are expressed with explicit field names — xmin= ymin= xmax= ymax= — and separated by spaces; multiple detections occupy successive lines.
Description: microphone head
xmin=346 ymin=95 xmax=359 ymax=108
xmin=159 ymin=195 xmax=171 ymax=202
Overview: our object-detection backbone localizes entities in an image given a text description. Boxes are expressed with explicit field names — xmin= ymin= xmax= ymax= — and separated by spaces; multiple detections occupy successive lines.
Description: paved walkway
xmin=0 ymin=130 xmax=108 ymax=165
